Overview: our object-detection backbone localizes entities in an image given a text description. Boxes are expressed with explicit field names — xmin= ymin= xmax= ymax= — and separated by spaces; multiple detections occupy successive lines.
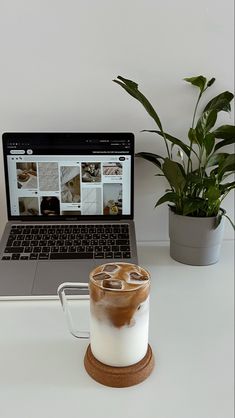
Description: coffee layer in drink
xmin=89 ymin=263 xmax=150 ymax=328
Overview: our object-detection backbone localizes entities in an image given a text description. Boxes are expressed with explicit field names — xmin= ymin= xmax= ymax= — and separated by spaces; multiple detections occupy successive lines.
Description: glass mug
xmin=58 ymin=262 xmax=150 ymax=367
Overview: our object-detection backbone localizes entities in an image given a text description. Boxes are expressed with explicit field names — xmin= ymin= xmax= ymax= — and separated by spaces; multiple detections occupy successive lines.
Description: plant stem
xmin=162 ymin=132 xmax=171 ymax=159
xmin=187 ymin=90 xmax=204 ymax=175
xmin=192 ymin=91 xmax=202 ymax=129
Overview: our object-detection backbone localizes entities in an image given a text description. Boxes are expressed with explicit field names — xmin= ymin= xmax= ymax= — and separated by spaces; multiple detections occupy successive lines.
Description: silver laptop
xmin=0 ymin=133 xmax=138 ymax=299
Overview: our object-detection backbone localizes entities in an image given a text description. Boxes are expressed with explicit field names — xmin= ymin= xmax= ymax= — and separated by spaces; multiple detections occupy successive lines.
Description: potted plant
xmin=113 ymin=75 xmax=235 ymax=265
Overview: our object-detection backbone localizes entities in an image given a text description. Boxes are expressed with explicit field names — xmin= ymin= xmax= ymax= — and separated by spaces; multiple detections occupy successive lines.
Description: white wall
xmin=0 ymin=0 xmax=234 ymax=241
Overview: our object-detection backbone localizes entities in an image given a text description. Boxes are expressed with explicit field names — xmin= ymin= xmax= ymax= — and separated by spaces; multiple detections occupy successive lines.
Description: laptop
xmin=0 ymin=133 xmax=138 ymax=299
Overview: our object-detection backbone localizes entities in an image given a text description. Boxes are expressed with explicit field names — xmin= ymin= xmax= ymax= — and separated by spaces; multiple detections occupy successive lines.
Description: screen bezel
xmin=3 ymin=132 xmax=134 ymax=222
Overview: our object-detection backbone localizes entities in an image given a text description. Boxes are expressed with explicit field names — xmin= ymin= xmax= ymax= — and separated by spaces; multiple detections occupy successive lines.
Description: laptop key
xmin=104 ymin=226 xmax=112 ymax=232
xmin=110 ymin=234 xmax=117 ymax=240
xmin=120 ymin=245 xmax=130 ymax=252
xmin=2 ymin=256 xmax=11 ymax=260
xmin=94 ymin=252 xmax=105 ymax=259
xmin=123 ymin=252 xmax=131 ymax=258
xmin=101 ymin=234 xmax=109 ymax=239
xmin=116 ymin=239 xmax=130 ymax=245
xmin=50 ymin=253 xmax=93 ymax=259
xmin=65 ymin=240 xmax=73 ymax=246
xmin=12 ymin=254 xmax=20 ymax=260
xmin=22 ymin=240 xmax=30 ymax=246
xmin=13 ymin=240 xmax=21 ymax=246
xmin=31 ymin=240 xmax=38 ymax=246
xmin=82 ymin=240 xmax=89 ymax=246
xmin=40 ymin=241 xmax=48 ymax=246
xmin=4 ymin=247 xmax=24 ymax=253
xmin=39 ymin=253 xmax=49 ymax=260
xmin=16 ymin=235 xmax=24 ymax=240
xmin=33 ymin=247 xmax=41 ymax=253
xmin=56 ymin=240 xmax=64 ymax=246
xmin=10 ymin=229 xmax=19 ymax=234
xmin=99 ymin=240 xmax=106 ymax=246
xmin=105 ymin=252 xmax=113 ymax=259
xmin=59 ymin=247 xmax=68 ymax=252
xmin=30 ymin=253 xmax=38 ymax=260
xmin=107 ymin=239 xmax=115 ymax=245
xmin=90 ymin=239 xmax=98 ymax=246
xmin=114 ymin=252 xmax=122 ymax=258
xmin=47 ymin=240 xmax=55 ymax=246
xmin=24 ymin=247 xmax=33 ymax=253
xmin=77 ymin=246 xmax=85 ymax=252
xmin=6 ymin=242 xmax=14 ymax=248
xmin=118 ymin=233 xmax=129 ymax=239
xmin=20 ymin=255 xmax=29 ymax=260
xmin=94 ymin=245 xmax=103 ymax=252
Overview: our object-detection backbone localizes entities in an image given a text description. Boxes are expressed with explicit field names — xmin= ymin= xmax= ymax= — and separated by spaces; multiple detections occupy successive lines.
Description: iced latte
xmin=89 ymin=262 xmax=150 ymax=367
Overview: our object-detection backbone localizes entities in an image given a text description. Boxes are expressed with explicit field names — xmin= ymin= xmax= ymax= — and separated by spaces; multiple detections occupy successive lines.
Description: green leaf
xmin=201 ymin=176 xmax=216 ymax=188
xmin=219 ymin=181 xmax=235 ymax=194
xmin=218 ymin=154 xmax=235 ymax=179
xmin=207 ymin=153 xmax=229 ymax=167
xmin=220 ymin=172 xmax=235 ymax=181
xmin=181 ymin=198 xmax=206 ymax=216
xmin=113 ymin=76 xmax=164 ymax=132
xmin=135 ymin=152 xmax=163 ymax=169
xmin=162 ymin=158 xmax=186 ymax=192
xmin=115 ymin=76 xmax=138 ymax=90
xmin=207 ymin=77 xmax=216 ymax=87
xmin=205 ymin=186 xmax=221 ymax=201
xmin=214 ymin=210 xmax=224 ymax=228
xmin=212 ymin=124 xmax=235 ymax=140
xmin=204 ymin=91 xmax=234 ymax=113
xmin=204 ymin=133 xmax=215 ymax=156
xmin=184 ymin=75 xmax=207 ymax=92
xmin=213 ymin=125 xmax=235 ymax=151
xmin=155 ymin=192 xmax=178 ymax=208
xmin=188 ymin=128 xmax=198 ymax=144
xmin=143 ymin=130 xmax=191 ymax=157
xmin=215 ymin=138 xmax=235 ymax=152
xmin=196 ymin=109 xmax=217 ymax=139
xmin=187 ymin=171 xmax=210 ymax=185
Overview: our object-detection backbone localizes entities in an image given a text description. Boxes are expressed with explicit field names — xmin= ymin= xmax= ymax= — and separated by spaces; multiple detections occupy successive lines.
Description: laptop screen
xmin=3 ymin=133 xmax=134 ymax=221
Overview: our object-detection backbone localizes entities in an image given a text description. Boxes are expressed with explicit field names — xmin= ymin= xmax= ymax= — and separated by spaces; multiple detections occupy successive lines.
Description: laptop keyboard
xmin=2 ymin=224 xmax=131 ymax=261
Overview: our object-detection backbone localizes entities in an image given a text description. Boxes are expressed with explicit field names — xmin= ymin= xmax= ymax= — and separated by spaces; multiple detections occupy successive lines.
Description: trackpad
xmin=32 ymin=261 xmax=95 ymax=295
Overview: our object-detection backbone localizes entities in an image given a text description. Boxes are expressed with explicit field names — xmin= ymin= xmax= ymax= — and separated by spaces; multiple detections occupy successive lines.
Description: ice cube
xmin=102 ymin=264 xmax=119 ymax=273
xmin=129 ymin=272 xmax=148 ymax=281
xmin=102 ymin=279 xmax=123 ymax=290
xmin=93 ymin=272 xmax=111 ymax=281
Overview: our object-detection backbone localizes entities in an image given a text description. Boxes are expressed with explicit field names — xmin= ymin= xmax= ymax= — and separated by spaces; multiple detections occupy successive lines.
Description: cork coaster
xmin=84 ymin=344 xmax=154 ymax=388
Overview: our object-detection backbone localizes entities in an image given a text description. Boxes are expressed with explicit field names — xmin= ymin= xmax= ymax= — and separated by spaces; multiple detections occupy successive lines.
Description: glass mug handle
xmin=57 ymin=282 xmax=90 ymax=339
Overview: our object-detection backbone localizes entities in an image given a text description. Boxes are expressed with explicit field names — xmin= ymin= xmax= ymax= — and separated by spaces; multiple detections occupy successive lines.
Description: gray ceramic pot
xmin=169 ymin=208 xmax=225 ymax=266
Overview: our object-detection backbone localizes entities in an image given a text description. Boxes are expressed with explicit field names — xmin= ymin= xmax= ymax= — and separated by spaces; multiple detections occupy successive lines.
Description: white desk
xmin=0 ymin=242 xmax=234 ymax=418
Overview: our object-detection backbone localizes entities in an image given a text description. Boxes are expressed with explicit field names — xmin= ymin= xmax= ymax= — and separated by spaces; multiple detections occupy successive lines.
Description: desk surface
xmin=0 ymin=242 xmax=234 ymax=418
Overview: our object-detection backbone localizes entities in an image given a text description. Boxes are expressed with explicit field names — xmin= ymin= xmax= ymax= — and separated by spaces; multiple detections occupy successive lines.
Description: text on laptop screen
xmin=3 ymin=133 xmax=134 ymax=220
